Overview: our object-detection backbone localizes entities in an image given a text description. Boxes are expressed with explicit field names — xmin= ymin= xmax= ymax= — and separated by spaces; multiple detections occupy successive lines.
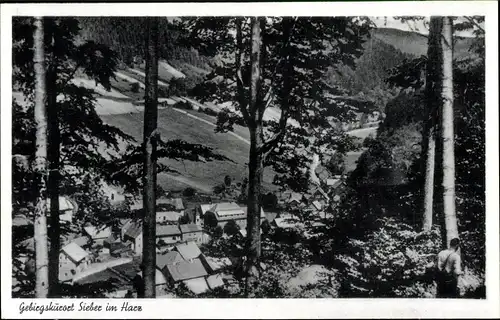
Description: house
xmin=204 ymin=202 xmax=245 ymax=229
xmin=128 ymin=198 xmax=185 ymax=214
xmin=190 ymin=204 xmax=213 ymax=226
xmin=83 ymin=225 xmax=113 ymax=246
xmin=204 ymin=202 xmax=267 ymax=230
xmin=70 ymin=236 xmax=90 ymax=249
xmin=122 ymin=220 xmax=143 ymax=256
xmin=59 ymin=242 xmax=91 ymax=282
xmin=103 ymin=234 xmax=121 ymax=253
xmin=180 ymin=224 xmax=204 ymax=245
xmin=163 ymin=257 xmax=208 ymax=286
xmin=156 ymin=211 xmax=183 ymax=224
xmin=173 ymin=241 xmax=203 ymax=261
xmin=287 ymin=192 xmax=304 ymax=206
xmin=109 ymin=242 xmax=134 ymax=258
xmin=155 ymin=268 xmax=169 ymax=296
xmin=157 ymin=198 xmax=185 ymax=213
xmin=46 ymin=196 xmax=76 ymax=223
xmin=156 ymin=225 xmax=182 ymax=246
xmin=326 ymin=176 xmax=344 ymax=189
xmin=272 ymin=215 xmax=302 ymax=231
xmin=100 ymin=182 xmax=126 ymax=205
xmin=206 ymin=274 xmax=225 ymax=290
xmin=157 ymin=251 xmax=184 ymax=271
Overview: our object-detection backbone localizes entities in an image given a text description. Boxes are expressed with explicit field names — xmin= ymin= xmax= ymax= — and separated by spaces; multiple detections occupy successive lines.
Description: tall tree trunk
xmin=440 ymin=17 xmax=458 ymax=246
xmin=142 ymin=17 xmax=159 ymax=298
xmin=245 ymin=17 xmax=263 ymax=297
xmin=422 ymin=17 xmax=442 ymax=231
xmin=46 ymin=19 xmax=61 ymax=297
xmin=33 ymin=16 xmax=50 ymax=298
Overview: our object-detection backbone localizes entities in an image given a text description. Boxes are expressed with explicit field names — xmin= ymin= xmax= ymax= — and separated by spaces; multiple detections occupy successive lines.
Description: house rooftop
xmin=61 ymin=242 xmax=89 ymax=264
xmin=287 ymin=192 xmax=303 ymax=204
xmin=209 ymin=202 xmax=241 ymax=213
xmin=84 ymin=225 xmax=112 ymax=240
xmin=174 ymin=241 xmax=202 ymax=260
xmin=215 ymin=209 xmax=246 ymax=221
xmin=165 ymin=258 xmax=208 ymax=282
xmin=124 ymin=221 xmax=142 ymax=239
xmin=157 ymin=211 xmax=183 ymax=222
xmin=156 ymin=225 xmax=181 ymax=237
xmin=183 ymin=277 xmax=210 ymax=294
xmin=180 ymin=224 xmax=202 ymax=234
xmin=326 ymin=178 xmax=343 ymax=188
xmin=71 ymin=236 xmax=90 ymax=247
xmin=206 ymin=274 xmax=225 ymax=290
xmin=312 ymin=200 xmax=323 ymax=211
xmin=157 ymin=198 xmax=185 ymax=211
xmin=157 ymin=251 xmax=183 ymax=269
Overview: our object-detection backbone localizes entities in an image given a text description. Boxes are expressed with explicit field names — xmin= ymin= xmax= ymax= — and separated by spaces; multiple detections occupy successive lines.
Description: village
xmin=13 ymin=172 xmax=346 ymax=298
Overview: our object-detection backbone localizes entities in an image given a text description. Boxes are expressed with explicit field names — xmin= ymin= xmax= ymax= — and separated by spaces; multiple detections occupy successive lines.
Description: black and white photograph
xmin=1 ymin=2 xmax=498 ymax=319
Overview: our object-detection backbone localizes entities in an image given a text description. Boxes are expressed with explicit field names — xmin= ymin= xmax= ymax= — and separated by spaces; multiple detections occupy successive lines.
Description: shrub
xmin=174 ymin=101 xmax=193 ymax=110
xmin=203 ymin=108 xmax=218 ymax=116
xmin=333 ymin=217 xmax=442 ymax=298
xmin=130 ymin=82 xmax=140 ymax=93
xmin=182 ymin=187 xmax=196 ymax=197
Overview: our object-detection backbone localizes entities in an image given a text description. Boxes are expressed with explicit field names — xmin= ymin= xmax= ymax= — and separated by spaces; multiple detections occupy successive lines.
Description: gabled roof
xmin=175 ymin=241 xmax=202 ymax=260
xmin=165 ymin=258 xmax=208 ymax=282
xmin=326 ymin=178 xmax=343 ymax=188
xmin=157 ymin=198 xmax=185 ymax=211
xmin=157 ymin=251 xmax=183 ymax=269
xmin=61 ymin=242 xmax=89 ymax=264
xmin=308 ymin=185 xmax=331 ymax=201
xmin=183 ymin=277 xmax=210 ymax=294
xmin=206 ymin=274 xmax=225 ymax=290
xmin=156 ymin=225 xmax=181 ymax=237
xmin=180 ymin=224 xmax=202 ymax=234
xmin=287 ymin=192 xmax=304 ymax=204
xmin=124 ymin=221 xmax=142 ymax=239
xmin=209 ymin=202 xmax=241 ymax=213
xmin=156 ymin=211 xmax=183 ymax=221
xmin=198 ymin=204 xmax=213 ymax=215
xmin=71 ymin=236 xmax=90 ymax=247
xmin=312 ymin=200 xmax=323 ymax=211
xmin=84 ymin=225 xmax=112 ymax=240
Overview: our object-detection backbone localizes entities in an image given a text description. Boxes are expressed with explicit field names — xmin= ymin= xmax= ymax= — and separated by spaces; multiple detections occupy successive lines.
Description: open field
xmin=101 ymin=110 xmax=277 ymax=193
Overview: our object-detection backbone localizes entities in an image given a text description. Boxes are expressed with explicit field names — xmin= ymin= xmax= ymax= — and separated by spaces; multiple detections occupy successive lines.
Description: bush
xmin=202 ymin=108 xmax=218 ymax=116
xmin=130 ymin=82 xmax=140 ymax=93
xmin=333 ymin=217 xmax=442 ymax=298
xmin=174 ymin=101 xmax=193 ymax=110
xmin=223 ymin=220 xmax=240 ymax=236
xmin=182 ymin=187 xmax=196 ymax=197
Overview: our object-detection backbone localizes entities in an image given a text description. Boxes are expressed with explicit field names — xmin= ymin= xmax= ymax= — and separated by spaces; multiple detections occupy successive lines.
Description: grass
xmin=101 ymin=110 xmax=277 ymax=194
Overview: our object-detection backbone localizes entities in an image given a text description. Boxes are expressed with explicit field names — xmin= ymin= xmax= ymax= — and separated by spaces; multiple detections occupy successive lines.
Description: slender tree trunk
xmin=245 ymin=17 xmax=263 ymax=297
xmin=142 ymin=17 xmax=159 ymax=298
xmin=46 ymin=20 xmax=61 ymax=296
xmin=422 ymin=17 xmax=442 ymax=231
xmin=33 ymin=16 xmax=50 ymax=298
xmin=440 ymin=17 xmax=458 ymax=246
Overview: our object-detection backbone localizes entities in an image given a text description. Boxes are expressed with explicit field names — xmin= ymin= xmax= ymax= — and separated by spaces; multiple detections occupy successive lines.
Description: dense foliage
xmin=330 ymin=31 xmax=485 ymax=297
